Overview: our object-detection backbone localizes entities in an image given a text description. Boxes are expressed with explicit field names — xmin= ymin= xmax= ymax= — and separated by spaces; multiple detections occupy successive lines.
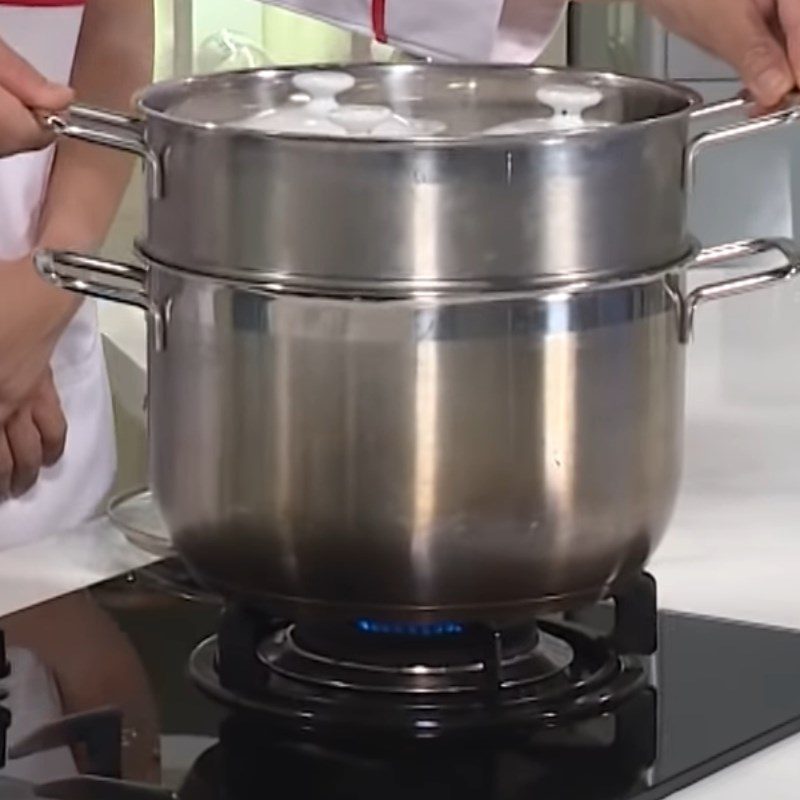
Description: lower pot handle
xmin=35 ymin=250 xmax=148 ymax=310
xmin=682 ymin=237 xmax=800 ymax=342
xmin=35 ymin=250 xmax=169 ymax=352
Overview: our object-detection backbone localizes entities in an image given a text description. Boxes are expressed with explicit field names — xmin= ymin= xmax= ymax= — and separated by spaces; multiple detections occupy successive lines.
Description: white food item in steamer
xmin=483 ymin=83 xmax=612 ymax=135
xmin=238 ymin=70 xmax=446 ymax=138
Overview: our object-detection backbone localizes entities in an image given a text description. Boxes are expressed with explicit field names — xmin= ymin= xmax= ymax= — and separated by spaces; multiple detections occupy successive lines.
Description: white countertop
xmin=86 ymin=286 xmax=800 ymax=797
xmin=0 ymin=516 xmax=156 ymax=619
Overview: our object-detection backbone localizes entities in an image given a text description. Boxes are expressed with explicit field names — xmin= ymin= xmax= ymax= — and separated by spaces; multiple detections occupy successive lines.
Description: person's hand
xmin=0 ymin=368 xmax=67 ymax=498
xmin=0 ymin=257 xmax=76 ymax=497
xmin=0 ymin=37 xmax=74 ymax=157
xmin=639 ymin=0 xmax=800 ymax=107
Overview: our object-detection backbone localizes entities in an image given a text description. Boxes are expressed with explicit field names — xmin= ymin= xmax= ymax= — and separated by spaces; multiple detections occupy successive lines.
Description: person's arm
xmin=0 ymin=39 xmax=73 ymax=157
xmin=32 ymin=0 xmax=155 ymax=336
xmin=0 ymin=0 xmax=153 ymax=496
xmin=38 ymin=0 xmax=154 ymax=255
xmin=0 ymin=0 xmax=153 ymax=419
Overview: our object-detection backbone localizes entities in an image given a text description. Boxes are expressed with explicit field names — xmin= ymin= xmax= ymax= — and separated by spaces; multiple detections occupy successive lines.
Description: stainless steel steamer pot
xmin=39 ymin=65 xmax=800 ymax=620
xmin=36 ymin=240 xmax=800 ymax=621
xmin=45 ymin=65 xmax=800 ymax=292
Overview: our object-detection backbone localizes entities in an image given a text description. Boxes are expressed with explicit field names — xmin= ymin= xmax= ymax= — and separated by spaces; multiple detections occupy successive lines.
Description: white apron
xmin=257 ymin=0 xmax=568 ymax=62
xmin=0 ymin=2 xmax=116 ymax=549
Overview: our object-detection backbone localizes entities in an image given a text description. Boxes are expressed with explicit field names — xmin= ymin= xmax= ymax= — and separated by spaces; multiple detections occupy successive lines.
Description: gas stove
xmin=1 ymin=567 xmax=800 ymax=800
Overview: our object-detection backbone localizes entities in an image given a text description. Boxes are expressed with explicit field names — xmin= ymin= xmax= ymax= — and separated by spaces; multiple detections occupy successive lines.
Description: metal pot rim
xmin=133 ymin=240 xmax=701 ymax=301
xmin=132 ymin=64 xmax=703 ymax=147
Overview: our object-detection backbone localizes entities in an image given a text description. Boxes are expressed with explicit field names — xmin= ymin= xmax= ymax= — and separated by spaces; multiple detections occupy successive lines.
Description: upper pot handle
xmin=687 ymin=95 xmax=800 ymax=184
xmin=46 ymin=105 xmax=163 ymax=199
xmin=682 ymin=237 xmax=800 ymax=342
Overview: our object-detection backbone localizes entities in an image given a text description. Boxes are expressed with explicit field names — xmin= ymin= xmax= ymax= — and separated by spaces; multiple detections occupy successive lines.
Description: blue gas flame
xmin=355 ymin=619 xmax=465 ymax=636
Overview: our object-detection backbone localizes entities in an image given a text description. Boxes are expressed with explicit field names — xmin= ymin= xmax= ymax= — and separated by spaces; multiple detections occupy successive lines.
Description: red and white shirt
xmin=257 ymin=0 xmax=567 ymax=62
xmin=0 ymin=0 xmax=116 ymax=548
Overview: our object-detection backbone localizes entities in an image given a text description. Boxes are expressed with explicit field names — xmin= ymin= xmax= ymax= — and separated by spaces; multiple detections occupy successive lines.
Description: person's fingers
xmin=5 ymin=407 xmax=43 ymax=499
xmin=0 ymin=87 xmax=54 ymax=156
xmin=0 ymin=428 xmax=13 ymax=501
xmin=0 ymin=37 xmax=73 ymax=111
xmin=642 ymin=0 xmax=793 ymax=107
xmin=714 ymin=2 xmax=793 ymax=106
xmin=30 ymin=372 xmax=67 ymax=467
xmin=778 ymin=0 xmax=800 ymax=89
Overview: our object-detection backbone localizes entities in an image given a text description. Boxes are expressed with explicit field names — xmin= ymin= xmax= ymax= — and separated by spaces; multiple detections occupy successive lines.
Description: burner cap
xmin=258 ymin=623 xmax=574 ymax=695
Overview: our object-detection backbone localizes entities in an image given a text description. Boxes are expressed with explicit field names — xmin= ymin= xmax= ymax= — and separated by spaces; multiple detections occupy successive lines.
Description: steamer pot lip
xmin=132 ymin=64 xmax=702 ymax=147
xmin=134 ymin=240 xmax=700 ymax=301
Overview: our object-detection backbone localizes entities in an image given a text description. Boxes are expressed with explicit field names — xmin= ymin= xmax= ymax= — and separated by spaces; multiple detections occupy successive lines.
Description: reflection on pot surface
xmin=149 ymin=267 xmax=683 ymax=619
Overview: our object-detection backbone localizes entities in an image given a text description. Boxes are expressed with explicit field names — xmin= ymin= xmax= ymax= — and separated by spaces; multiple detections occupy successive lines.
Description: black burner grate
xmin=189 ymin=574 xmax=657 ymax=740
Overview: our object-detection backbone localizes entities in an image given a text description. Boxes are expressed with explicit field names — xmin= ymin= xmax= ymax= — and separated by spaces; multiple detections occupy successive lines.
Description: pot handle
xmin=35 ymin=249 xmax=169 ymax=352
xmin=35 ymin=249 xmax=148 ymax=309
xmin=45 ymin=105 xmax=162 ymax=198
xmin=687 ymin=95 xmax=800 ymax=185
xmin=682 ymin=237 xmax=800 ymax=342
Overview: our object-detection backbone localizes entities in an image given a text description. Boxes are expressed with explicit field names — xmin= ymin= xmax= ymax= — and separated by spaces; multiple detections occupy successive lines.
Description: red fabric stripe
xmin=0 ymin=1 xmax=85 ymax=5
xmin=371 ymin=0 xmax=387 ymax=44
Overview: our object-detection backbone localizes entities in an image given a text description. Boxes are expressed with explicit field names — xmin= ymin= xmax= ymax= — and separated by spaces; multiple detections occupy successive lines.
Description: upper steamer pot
xmin=44 ymin=64 xmax=800 ymax=291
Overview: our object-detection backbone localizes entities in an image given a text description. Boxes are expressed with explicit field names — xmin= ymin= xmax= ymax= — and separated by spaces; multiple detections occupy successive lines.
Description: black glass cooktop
xmin=1 ymin=567 xmax=800 ymax=800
